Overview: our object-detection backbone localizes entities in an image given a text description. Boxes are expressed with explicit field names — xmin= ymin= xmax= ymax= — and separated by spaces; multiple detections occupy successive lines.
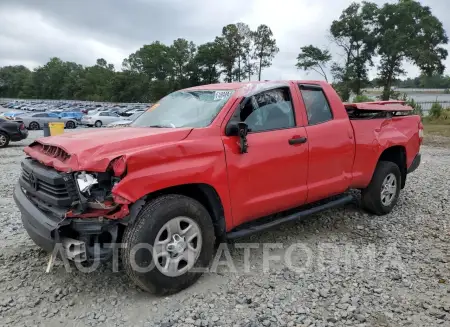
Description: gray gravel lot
xmin=1 ymin=130 xmax=450 ymax=327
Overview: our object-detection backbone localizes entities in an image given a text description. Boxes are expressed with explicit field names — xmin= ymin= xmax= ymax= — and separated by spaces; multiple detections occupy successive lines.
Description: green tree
xmin=110 ymin=70 xmax=151 ymax=102
xmin=195 ymin=42 xmax=222 ymax=84
xmin=253 ymin=24 xmax=279 ymax=81
xmin=296 ymin=45 xmax=331 ymax=81
xmin=235 ymin=22 xmax=254 ymax=82
xmin=79 ymin=58 xmax=115 ymax=101
xmin=330 ymin=1 xmax=378 ymax=95
xmin=215 ymin=24 xmax=241 ymax=82
xmin=0 ymin=65 xmax=31 ymax=98
xmin=376 ymin=0 xmax=448 ymax=100
xmin=169 ymin=38 xmax=197 ymax=89
xmin=331 ymin=63 xmax=351 ymax=101
xmin=126 ymin=42 xmax=173 ymax=81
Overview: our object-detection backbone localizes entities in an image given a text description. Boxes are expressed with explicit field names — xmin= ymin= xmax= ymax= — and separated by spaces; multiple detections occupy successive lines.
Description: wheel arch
xmin=377 ymin=145 xmax=407 ymax=188
xmin=124 ymin=183 xmax=226 ymax=241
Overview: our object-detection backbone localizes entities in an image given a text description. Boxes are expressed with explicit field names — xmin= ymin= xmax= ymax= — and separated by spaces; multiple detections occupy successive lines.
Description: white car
xmin=106 ymin=112 xmax=143 ymax=128
xmin=81 ymin=111 xmax=123 ymax=127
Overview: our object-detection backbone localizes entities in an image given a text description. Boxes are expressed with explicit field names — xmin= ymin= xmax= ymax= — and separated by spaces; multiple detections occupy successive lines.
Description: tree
xmin=215 ymin=24 xmax=241 ymax=82
xmin=330 ymin=1 xmax=378 ymax=95
xmin=253 ymin=24 xmax=279 ymax=81
xmin=0 ymin=65 xmax=31 ymax=98
xmin=330 ymin=63 xmax=351 ymax=101
xmin=126 ymin=42 xmax=173 ymax=81
xmin=235 ymin=22 xmax=254 ymax=82
xmin=296 ymin=45 xmax=331 ymax=81
xmin=376 ymin=0 xmax=448 ymax=100
xmin=195 ymin=42 xmax=222 ymax=84
xmin=0 ymin=20 xmax=280 ymax=101
xmin=79 ymin=58 xmax=115 ymax=101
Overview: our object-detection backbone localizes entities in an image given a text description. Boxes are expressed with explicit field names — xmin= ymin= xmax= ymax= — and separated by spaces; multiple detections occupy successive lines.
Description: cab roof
xmin=184 ymin=80 xmax=329 ymax=98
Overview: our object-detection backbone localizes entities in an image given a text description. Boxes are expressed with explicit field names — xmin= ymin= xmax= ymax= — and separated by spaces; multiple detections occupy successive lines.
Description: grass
xmin=424 ymin=124 xmax=450 ymax=137
xmin=422 ymin=119 xmax=450 ymax=147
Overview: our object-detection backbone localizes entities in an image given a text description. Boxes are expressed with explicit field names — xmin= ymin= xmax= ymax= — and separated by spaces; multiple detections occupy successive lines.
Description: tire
xmin=361 ymin=161 xmax=401 ymax=215
xmin=29 ymin=121 xmax=40 ymax=130
xmin=0 ymin=132 xmax=10 ymax=148
xmin=94 ymin=120 xmax=102 ymax=128
xmin=65 ymin=121 xmax=76 ymax=129
xmin=121 ymin=194 xmax=215 ymax=295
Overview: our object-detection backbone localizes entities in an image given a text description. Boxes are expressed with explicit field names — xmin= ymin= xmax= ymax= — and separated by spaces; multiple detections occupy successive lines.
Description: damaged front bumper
xmin=14 ymin=184 xmax=121 ymax=262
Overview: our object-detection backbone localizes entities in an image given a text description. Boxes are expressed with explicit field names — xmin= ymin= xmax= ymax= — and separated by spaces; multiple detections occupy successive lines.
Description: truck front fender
xmin=111 ymin=139 xmax=233 ymax=230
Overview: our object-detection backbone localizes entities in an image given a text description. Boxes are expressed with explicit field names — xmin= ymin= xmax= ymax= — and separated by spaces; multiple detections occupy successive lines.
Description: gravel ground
xmin=1 ymin=130 xmax=450 ymax=327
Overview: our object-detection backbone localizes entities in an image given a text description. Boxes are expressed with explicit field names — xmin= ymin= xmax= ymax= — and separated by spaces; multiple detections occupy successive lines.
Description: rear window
xmin=299 ymin=88 xmax=333 ymax=125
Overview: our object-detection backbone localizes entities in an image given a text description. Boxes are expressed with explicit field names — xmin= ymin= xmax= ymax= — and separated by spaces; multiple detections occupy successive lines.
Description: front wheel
xmin=361 ymin=161 xmax=401 ymax=215
xmin=121 ymin=195 xmax=215 ymax=295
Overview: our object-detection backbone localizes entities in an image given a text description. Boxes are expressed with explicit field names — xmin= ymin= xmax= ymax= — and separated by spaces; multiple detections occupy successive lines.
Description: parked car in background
xmin=59 ymin=111 xmax=83 ymax=121
xmin=105 ymin=111 xmax=144 ymax=128
xmin=120 ymin=106 xmax=148 ymax=117
xmin=0 ymin=117 xmax=28 ymax=148
xmin=20 ymin=112 xmax=78 ymax=130
xmin=81 ymin=111 xmax=123 ymax=127
xmin=0 ymin=111 xmax=26 ymax=120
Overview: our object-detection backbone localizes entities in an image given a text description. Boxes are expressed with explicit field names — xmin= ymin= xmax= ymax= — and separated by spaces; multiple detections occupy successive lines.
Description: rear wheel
xmin=121 ymin=195 xmax=215 ymax=295
xmin=65 ymin=121 xmax=76 ymax=129
xmin=361 ymin=161 xmax=401 ymax=215
xmin=94 ymin=120 xmax=102 ymax=128
xmin=0 ymin=132 xmax=10 ymax=148
xmin=29 ymin=121 xmax=40 ymax=130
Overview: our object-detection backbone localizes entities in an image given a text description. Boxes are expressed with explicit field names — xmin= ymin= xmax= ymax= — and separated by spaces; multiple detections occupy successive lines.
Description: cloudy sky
xmin=0 ymin=0 xmax=449 ymax=81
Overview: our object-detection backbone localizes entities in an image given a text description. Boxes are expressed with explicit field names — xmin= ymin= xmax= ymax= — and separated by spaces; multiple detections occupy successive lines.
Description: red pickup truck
xmin=14 ymin=81 xmax=422 ymax=294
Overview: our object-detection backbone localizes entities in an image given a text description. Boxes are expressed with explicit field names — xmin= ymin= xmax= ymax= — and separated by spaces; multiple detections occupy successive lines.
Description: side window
xmin=99 ymin=112 xmax=108 ymax=116
xmin=34 ymin=113 xmax=48 ymax=117
xmin=299 ymin=87 xmax=333 ymax=125
xmin=238 ymin=88 xmax=295 ymax=132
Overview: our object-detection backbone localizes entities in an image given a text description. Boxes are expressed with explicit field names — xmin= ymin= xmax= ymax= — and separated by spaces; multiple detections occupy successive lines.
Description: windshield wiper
xmin=148 ymin=124 xmax=173 ymax=128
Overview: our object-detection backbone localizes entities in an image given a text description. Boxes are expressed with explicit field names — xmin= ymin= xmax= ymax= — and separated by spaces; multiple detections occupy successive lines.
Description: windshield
xmin=132 ymin=89 xmax=234 ymax=128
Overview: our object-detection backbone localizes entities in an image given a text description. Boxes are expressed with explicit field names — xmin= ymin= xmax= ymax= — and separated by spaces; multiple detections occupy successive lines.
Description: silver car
xmin=81 ymin=111 xmax=123 ymax=127
xmin=21 ymin=112 xmax=77 ymax=130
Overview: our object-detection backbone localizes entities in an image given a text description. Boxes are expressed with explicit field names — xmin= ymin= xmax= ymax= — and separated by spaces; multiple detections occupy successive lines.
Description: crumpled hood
xmin=24 ymin=127 xmax=193 ymax=172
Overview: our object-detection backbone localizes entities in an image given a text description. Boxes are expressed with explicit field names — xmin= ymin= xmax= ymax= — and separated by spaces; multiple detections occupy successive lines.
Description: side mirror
xmin=226 ymin=121 xmax=249 ymax=154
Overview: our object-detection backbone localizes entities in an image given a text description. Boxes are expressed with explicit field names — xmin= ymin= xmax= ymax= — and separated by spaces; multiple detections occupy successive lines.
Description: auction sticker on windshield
xmin=214 ymin=91 xmax=233 ymax=101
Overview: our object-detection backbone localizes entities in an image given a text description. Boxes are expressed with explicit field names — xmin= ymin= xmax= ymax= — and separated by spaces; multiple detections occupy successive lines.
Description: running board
xmin=226 ymin=194 xmax=355 ymax=239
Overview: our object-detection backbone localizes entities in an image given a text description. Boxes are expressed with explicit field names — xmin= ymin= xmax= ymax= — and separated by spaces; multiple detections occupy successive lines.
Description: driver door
xmin=222 ymin=86 xmax=309 ymax=227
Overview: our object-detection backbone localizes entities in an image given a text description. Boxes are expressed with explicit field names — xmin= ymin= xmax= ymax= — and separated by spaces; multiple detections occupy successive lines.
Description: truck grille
xmin=19 ymin=158 xmax=79 ymax=207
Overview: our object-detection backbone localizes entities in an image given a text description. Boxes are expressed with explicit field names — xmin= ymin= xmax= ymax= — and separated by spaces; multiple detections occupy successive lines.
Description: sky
xmin=0 ymin=0 xmax=449 ymax=81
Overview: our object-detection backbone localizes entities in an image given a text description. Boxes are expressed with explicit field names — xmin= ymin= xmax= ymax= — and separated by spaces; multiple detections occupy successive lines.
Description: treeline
xmin=392 ymin=74 xmax=450 ymax=89
xmin=1 ymin=0 xmax=449 ymax=103
xmin=0 ymin=23 xmax=278 ymax=102
xmin=296 ymin=0 xmax=449 ymax=100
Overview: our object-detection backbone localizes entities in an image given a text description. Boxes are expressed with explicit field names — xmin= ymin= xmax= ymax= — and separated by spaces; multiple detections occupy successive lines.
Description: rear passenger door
xmin=297 ymin=84 xmax=355 ymax=203
xmin=99 ymin=112 xmax=112 ymax=123
xmin=34 ymin=113 xmax=49 ymax=123
xmin=222 ymin=86 xmax=309 ymax=227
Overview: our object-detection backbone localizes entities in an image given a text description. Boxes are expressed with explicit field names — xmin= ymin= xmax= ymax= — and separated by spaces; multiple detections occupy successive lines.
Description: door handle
xmin=288 ymin=136 xmax=307 ymax=145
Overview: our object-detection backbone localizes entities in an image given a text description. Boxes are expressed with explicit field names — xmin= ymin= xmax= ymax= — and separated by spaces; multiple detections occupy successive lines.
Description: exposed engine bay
xmin=74 ymin=171 xmax=121 ymax=212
